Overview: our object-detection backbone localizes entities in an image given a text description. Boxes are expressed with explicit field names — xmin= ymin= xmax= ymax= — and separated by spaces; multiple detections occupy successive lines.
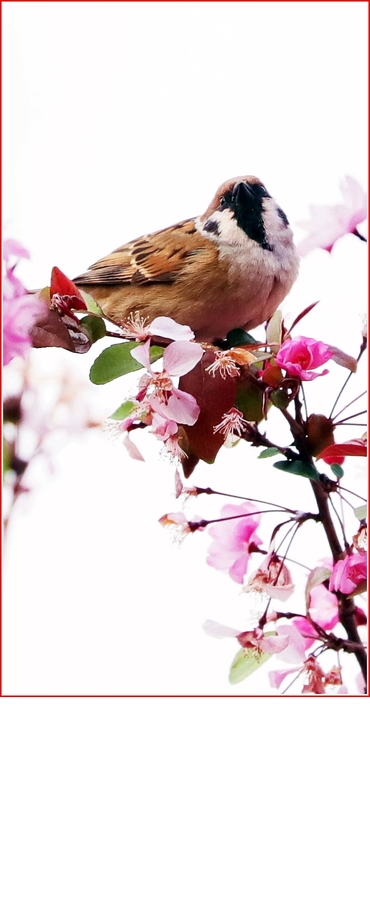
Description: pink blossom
xmin=297 ymin=176 xmax=367 ymax=256
xmin=237 ymin=628 xmax=289 ymax=654
xmin=329 ymin=551 xmax=367 ymax=595
xmin=121 ymin=313 xmax=196 ymax=342
xmin=3 ymin=240 xmax=43 ymax=365
xmin=206 ymin=502 xmax=262 ymax=584
xmin=202 ymin=620 xmax=289 ymax=655
xmin=131 ymin=339 xmax=202 ymax=425
xmin=275 ymin=336 xmax=333 ymax=381
xmin=245 ymin=551 xmax=294 ymax=601
xmin=150 ymin=413 xmax=186 ymax=461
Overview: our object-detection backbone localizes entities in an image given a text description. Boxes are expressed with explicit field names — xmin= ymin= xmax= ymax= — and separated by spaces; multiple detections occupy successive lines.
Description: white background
xmin=3 ymin=1 xmax=368 ymax=696
xmin=1 ymin=2 xmax=368 ymax=898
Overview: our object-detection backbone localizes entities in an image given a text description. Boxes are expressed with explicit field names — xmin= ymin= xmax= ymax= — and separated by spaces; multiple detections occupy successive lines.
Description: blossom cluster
xmin=3 ymin=174 xmax=367 ymax=695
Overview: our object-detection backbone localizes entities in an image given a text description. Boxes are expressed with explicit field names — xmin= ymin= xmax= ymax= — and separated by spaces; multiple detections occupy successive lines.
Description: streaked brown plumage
xmin=74 ymin=177 xmax=299 ymax=341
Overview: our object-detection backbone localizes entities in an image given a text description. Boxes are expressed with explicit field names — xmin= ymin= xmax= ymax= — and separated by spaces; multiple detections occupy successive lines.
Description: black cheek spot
xmin=203 ymin=218 xmax=219 ymax=235
xmin=277 ymin=207 xmax=290 ymax=227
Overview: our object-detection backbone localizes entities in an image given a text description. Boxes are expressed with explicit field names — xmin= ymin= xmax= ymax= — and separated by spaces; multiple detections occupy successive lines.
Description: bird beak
xmin=232 ymin=181 xmax=254 ymax=205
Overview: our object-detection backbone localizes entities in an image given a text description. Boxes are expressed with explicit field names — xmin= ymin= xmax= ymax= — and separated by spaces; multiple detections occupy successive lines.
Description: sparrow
xmin=74 ymin=176 xmax=299 ymax=341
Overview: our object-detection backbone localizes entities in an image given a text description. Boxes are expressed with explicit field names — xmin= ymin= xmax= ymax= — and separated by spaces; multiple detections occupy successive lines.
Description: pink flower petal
xmin=329 ymin=551 xmax=367 ymax=594
xmin=275 ymin=623 xmax=308 ymax=662
xmin=130 ymin=339 xmax=152 ymax=370
xmin=260 ymin=633 xmax=290 ymax=654
xmin=309 ymin=583 xmax=339 ymax=629
xmin=122 ymin=433 xmax=145 ymax=461
xmin=206 ymin=502 xmax=262 ymax=583
xmin=149 ymin=317 xmax=195 ymax=341
xmin=202 ymin=619 xmax=240 ymax=639
xmin=297 ymin=176 xmax=367 ymax=256
xmin=151 ymin=387 xmax=200 ymax=425
xmin=268 ymin=666 xmax=302 ymax=690
xmin=229 ymin=555 xmax=249 ymax=584
xmin=163 ymin=340 xmax=203 ymax=376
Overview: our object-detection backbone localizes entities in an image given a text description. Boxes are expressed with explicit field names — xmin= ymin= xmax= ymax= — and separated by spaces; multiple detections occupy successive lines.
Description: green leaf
xmin=79 ymin=315 xmax=107 ymax=343
xmin=354 ymin=504 xmax=367 ymax=521
xmin=109 ymin=401 xmax=136 ymax=421
xmin=226 ymin=328 xmax=257 ymax=348
xmin=3 ymin=439 xmax=11 ymax=476
xmin=149 ymin=345 xmax=165 ymax=364
xmin=235 ymin=377 xmax=264 ymax=423
xmin=273 ymin=460 xmax=319 ymax=481
xmin=331 ymin=463 xmax=344 ymax=479
xmin=258 ymin=447 xmax=282 ymax=459
xmin=229 ymin=647 xmax=271 ymax=685
xmin=270 ymin=388 xmax=291 ymax=410
xmin=90 ymin=342 xmax=144 ymax=384
xmin=79 ymin=291 xmax=104 ymax=316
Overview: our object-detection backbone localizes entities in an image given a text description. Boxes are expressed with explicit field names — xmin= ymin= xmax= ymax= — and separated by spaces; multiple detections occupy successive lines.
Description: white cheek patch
xmin=263 ymin=199 xmax=291 ymax=241
xmin=197 ymin=210 xmax=250 ymax=247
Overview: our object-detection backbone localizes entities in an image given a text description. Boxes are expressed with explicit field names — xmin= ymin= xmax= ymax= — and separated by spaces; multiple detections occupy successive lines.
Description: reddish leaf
xmin=307 ymin=414 xmax=336 ymax=457
xmin=179 ymin=350 xmax=237 ymax=469
xmin=30 ymin=297 xmax=92 ymax=353
xmin=289 ymin=302 xmax=319 ymax=333
xmin=260 ymin=365 xmax=284 ymax=388
xmin=316 ymin=438 xmax=367 ymax=460
xmin=50 ymin=266 xmax=87 ymax=310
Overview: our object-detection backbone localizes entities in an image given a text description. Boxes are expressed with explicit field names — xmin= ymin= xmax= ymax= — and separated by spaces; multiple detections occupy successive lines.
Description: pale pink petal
xmin=122 ymin=433 xmax=145 ymax=461
xmin=202 ymin=619 xmax=240 ymax=639
xmin=130 ymin=339 xmax=152 ymax=370
xmin=229 ymin=555 xmax=249 ymax=584
xmin=149 ymin=317 xmax=195 ymax=341
xmin=297 ymin=176 xmax=367 ymax=255
xmin=340 ymin=176 xmax=367 ymax=225
xmin=260 ymin=633 xmax=290 ymax=653
xmin=151 ymin=388 xmax=200 ymax=425
xmin=275 ymin=623 xmax=308 ymax=662
xmin=309 ymin=583 xmax=339 ymax=629
xmin=163 ymin=340 xmax=203 ymax=376
xmin=151 ymin=412 xmax=178 ymax=440
xmin=268 ymin=666 xmax=302 ymax=689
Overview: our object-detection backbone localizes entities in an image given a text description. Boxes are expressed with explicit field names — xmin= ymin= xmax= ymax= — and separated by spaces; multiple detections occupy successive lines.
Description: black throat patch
xmin=223 ymin=182 xmax=274 ymax=251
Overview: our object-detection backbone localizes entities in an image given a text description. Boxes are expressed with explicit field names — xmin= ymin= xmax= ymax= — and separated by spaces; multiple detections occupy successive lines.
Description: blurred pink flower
xmin=206 ymin=502 xmax=262 ymax=584
xmin=3 ymin=240 xmax=42 ymax=365
xmin=297 ymin=176 xmax=367 ymax=256
xmin=275 ymin=336 xmax=333 ymax=381
xmin=329 ymin=551 xmax=367 ymax=595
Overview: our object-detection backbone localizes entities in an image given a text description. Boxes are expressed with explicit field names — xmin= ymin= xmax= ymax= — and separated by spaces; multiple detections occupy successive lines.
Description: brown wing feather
xmin=74 ymin=219 xmax=207 ymax=287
